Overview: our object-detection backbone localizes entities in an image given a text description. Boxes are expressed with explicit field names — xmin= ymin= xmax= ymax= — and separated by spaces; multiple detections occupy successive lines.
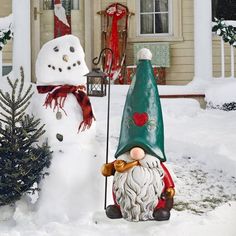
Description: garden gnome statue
xmin=101 ymin=48 xmax=175 ymax=222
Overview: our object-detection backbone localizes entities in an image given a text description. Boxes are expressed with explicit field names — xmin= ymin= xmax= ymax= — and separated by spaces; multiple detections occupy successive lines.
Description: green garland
xmin=212 ymin=18 xmax=236 ymax=47
xmin=0 ymin=25 xmax=13 ymax=51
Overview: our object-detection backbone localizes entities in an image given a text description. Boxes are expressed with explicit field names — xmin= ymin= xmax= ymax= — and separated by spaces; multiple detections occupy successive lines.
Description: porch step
xmin=160 ymin=94 xmax=206 ymax=109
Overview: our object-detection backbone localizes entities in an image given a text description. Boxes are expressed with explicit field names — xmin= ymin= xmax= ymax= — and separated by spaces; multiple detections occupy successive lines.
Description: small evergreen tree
xmin=0 ymin=67 xmax=52 ymax=206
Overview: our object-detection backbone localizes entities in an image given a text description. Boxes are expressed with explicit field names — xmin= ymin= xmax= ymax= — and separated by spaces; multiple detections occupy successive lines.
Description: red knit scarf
xmin=37 ymin=85 xmax=95 ymax=132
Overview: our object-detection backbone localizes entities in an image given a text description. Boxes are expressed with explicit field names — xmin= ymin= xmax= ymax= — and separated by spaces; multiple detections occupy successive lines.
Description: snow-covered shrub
xmin=207 ymin=102 xmax=236 ymax=111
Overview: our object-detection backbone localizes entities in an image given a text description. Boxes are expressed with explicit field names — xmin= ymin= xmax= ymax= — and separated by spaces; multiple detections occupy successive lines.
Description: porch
xmin=0 ymin=0 xmax=235 ymax=107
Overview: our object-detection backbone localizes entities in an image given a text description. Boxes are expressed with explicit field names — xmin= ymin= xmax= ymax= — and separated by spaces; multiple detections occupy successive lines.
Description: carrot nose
xmin=63 ymin=55 xmax=69 ymax=62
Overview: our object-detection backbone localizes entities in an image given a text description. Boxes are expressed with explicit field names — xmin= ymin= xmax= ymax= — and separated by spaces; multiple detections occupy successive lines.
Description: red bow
xmin=37 ymin=85 xmax=95 ymax=132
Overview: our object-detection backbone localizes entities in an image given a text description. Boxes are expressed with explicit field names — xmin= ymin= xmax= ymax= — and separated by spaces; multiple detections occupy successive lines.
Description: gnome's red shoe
xmin=153 ymin=208 xmax=170 ymax=221
xmin=106 ymin=205 xmax=122 ymax=219
xmin=154 ymin=189 xmax=174 ymax=221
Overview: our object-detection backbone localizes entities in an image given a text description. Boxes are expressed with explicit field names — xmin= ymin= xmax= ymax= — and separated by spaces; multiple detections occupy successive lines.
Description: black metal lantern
xmin=85 ymin=48 xmax=113 ymax=97
xmin=85 ymin=68 xmax=107 ymax=97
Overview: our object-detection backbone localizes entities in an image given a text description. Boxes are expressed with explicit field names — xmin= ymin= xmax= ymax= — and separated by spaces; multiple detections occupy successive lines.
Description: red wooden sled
xmin=100 ymin=3 xmax=133 ymax=84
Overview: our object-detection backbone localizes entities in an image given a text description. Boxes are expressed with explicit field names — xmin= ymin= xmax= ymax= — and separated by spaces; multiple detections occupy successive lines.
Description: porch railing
xmin=219 ymin=37 xmax=235 ymax=79
xmin=212 ymin=19 xmax=236 ymax=79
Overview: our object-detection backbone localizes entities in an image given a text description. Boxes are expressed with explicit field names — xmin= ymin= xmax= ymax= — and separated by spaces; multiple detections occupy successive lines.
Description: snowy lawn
xmin=0 ymin=84 xmax=236 ymax=236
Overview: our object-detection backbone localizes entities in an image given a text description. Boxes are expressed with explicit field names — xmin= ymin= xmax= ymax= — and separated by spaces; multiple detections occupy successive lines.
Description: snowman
xmin=34 ymin=34 xmax=95 ymax=148
xmin=32 ymin=35 xmax=102 ymax=221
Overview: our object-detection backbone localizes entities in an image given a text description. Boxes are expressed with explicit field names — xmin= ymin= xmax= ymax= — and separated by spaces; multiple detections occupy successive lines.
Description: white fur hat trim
xmin=137 ymin=48 xmax=152 ymax=60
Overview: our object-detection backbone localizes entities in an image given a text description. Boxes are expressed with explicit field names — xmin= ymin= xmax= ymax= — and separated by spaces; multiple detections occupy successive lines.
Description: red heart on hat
xmin=132 ymin=112 xmax=148 ymax=126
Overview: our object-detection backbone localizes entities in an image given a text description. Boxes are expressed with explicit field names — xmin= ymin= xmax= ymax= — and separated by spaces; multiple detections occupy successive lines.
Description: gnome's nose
xmin=63 ymin=55 xmax=69 ymax=62
xmin=130 ymin=147 xmax=145 ymax=161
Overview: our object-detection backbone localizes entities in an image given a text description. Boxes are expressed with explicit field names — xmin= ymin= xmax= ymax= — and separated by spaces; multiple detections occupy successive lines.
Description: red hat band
xmin=54 ymin=0 xmax=61 ymax=5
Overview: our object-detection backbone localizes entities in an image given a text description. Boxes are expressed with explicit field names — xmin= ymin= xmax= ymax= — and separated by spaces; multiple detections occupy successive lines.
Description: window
xmin=127 ymin=0 xmax=182 ymax=42
xmin=43 ymin=0 xmax=54 ymax=10
xmin=139 ymin=0 xmax=170 ymax=35
xmin=212 ymin=0 xmax=236 ymax=20
xmin=43 ymin=0 xmax=79 ymax=10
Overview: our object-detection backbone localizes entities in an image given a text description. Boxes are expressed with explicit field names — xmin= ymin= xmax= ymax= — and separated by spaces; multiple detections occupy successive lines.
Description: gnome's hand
xmin=165 ymin=188 xmax=175 ymax=198
xmin=101 ymin=162 xmax=115 ymax=176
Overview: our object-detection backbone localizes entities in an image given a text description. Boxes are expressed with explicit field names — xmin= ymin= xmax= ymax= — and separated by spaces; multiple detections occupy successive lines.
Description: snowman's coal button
xmin=58 ymin=68 xmax=62 ymax=72
xmin=73 ymin=63 xmax=76 ymax=67
xmin=56 ymin=111 xmax=62 ymax=119
xmin=48 ymin=65 xmax=51 ymax=68
xmin=52 ymin=66 xmax=55 ymax=70
xmin=67 ymin=66 xmax=71 ymax=70
xmin=56 ymin=133 xmax=63 ymax=142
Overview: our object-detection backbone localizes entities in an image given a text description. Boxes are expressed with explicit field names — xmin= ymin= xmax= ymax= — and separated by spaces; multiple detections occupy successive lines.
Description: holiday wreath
xmin=0 ymin=14 xmax=13 ymax=51
xmin=212 ymin=18 xmax=236 ymax=47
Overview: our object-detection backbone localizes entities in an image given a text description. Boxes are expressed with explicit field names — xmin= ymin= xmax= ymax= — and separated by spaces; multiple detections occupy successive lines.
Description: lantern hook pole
xmin=93 ymin=48 xmax=113 ymax=210
xmin=92 ymin=48 xmax=113 ymax=75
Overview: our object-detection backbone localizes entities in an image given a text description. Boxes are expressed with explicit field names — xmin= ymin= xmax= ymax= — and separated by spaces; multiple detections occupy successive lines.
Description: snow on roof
xmin=212 ymin=20 xmax=236 ymax=27
xmin=224 ymin=20 xmax=236 ymax=27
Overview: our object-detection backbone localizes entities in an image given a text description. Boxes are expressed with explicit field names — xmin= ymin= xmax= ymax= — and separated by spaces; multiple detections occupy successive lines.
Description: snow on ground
xmin=0 ymin=82 xmax=236 ymax=236
xmin=205 ymin=80 xmax=236 ymax=107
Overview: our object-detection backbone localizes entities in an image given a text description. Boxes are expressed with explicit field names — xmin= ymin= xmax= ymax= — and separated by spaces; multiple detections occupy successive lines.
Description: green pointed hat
xmin=114 ymin=48 xmax=166 ymax=161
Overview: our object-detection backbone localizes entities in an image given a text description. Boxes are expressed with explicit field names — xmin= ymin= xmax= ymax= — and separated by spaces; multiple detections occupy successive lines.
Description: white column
xmin=84 ymin=0 xmax=92 ymax=70
xmin=194 ymin=0 xmax=212 ymax=81
xmin=12 ymin=0 xmax=31 ymax=82
xmin=92 ymin=0 xmax=102 ymax=62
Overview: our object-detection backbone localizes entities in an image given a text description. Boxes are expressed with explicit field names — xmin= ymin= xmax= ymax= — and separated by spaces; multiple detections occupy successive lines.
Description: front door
xmin=31 ymin=0 xmax=84 ymax=83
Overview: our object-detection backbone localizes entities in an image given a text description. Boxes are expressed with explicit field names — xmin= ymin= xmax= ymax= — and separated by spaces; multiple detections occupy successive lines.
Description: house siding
xmin=167 ymin=0 xmax=194 ymax=85
xmin=0 ymin=0 xmax=12 ymax=65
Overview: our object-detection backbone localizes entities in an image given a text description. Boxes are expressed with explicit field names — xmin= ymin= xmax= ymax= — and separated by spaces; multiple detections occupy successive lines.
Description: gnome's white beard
xmin=54 ymin=4 xmax=70 ymax=27
xmin=113 ymin=154 xmax=164 ymax=221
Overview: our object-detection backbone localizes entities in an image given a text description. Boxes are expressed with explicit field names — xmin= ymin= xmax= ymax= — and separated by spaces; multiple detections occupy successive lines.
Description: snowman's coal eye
xmin=70 ymin=46 xmax=75 ymax=52
xmin=53 ymin=46 xmax=59 ymax=52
